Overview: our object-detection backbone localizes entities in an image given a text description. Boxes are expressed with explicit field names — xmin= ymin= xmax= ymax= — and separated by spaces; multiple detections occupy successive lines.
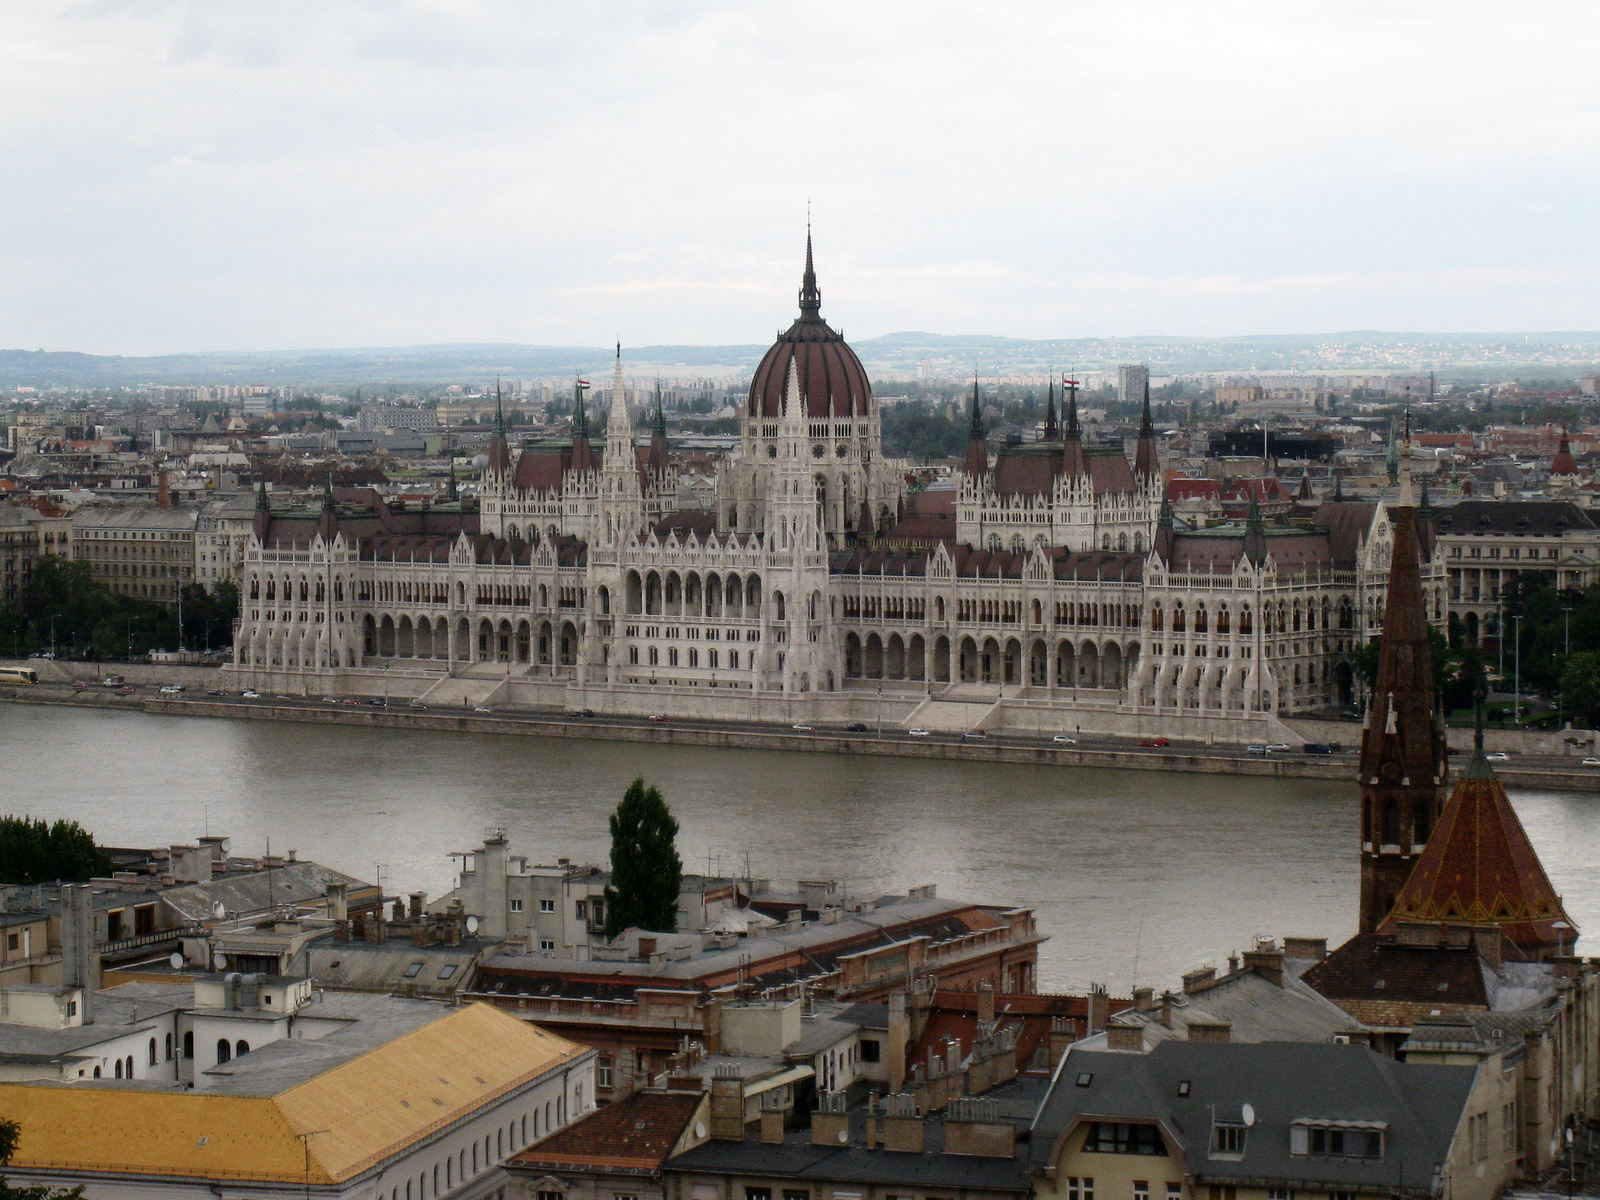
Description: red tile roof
xmin=509 ymin=1089 xmax=704 ymax=1172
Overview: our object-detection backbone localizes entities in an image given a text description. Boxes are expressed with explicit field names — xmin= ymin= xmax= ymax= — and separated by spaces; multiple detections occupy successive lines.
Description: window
xmin=1085 ymin=1122 xmax=1164 ymax=1155
xmin=746 ymin=1189 xmax=773 ymax=1200
xmin=510 ymin=899 xmax=524 ymax=913
xmin=1134 ymin=1183 xmax=1149 ymax=1200
xmin=1268 ymin=1190 xmax=1293 ymax=1200
xmin=216 ymin=1039 xmax=231 ymax=1064
xmin=597 ymin=1055 xmax=613 ymax=1088
xmin=616 ymin=1194 xmax=641 ymax=1200
xmin=540 ymin=899 xmax=556 ymax=913
xmin=783 ymin=1191 xmax=810 ymax=1200
xmin=403 ymin=961 xmax=423 ymax=978
xmin=1212 ymin=1124 xmax=1246 ymax=1156
xmin=1065 ymin=1177 xmax=1095 ymax=1200
xmin=859 ymin=1038 xmax=881 ymax=1063
xmin=1291 ymin=1125 xmax=1383 ymax=1159
xmin=540 ymin=939 xmax=556 ymax=951
xmin=6 ymin=934 xmax=16 ymax=952
xmin=148 ymin=1037 xmax=157 ymax=1066
xmin=183 ymin=1031 xmax=193 ymax=1059
xmin=1502 ymin=1100 xmax=1519 ymax=1152
xmin=437 ymin=964 xmax=457 ymax=980
xmin=1167 ymin=1186 xmax=1183 ymax=1200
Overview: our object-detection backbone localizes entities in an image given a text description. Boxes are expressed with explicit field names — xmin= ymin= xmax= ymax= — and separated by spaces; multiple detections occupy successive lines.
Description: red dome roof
xmin=748 ymin=236 xmax=872 ymax=420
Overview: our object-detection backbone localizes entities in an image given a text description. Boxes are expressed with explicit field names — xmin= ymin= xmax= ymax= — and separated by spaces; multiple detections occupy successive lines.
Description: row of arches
xmin=626 ymin=569 xmax=762 ymax=619
xmin=355 ymin=614 xmax=583 ymax=668
xmin=844 ymin=633 xmax=1137 ymax=690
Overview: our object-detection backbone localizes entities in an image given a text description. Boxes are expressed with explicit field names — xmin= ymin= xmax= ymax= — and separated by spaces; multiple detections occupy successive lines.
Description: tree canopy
xmin=0 ymin=816 xmax=112 ymax=886
xmin=602 ymin=778 xmax=682 ymax=939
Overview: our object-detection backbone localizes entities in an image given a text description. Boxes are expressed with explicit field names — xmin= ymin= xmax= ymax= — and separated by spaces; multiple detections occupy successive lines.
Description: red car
xmin=648 ymin=713 xmax=670 ymax=723
xmin=1138 ymin=737 xmax=1170 ymax=748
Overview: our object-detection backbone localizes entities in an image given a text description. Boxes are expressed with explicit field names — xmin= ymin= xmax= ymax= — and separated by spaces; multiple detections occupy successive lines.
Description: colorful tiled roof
xmin=509 ymin=1088 xmax=704 ymax=1172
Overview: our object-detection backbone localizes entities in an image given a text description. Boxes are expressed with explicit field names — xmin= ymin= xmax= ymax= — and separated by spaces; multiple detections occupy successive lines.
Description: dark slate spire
xmin=571 ymin=376 xmax=589 ymax=440
xmin=494 ymin=380 xmax=506 ymax=438
xmin=321 ymin=472 xmax=335 ymax=513
xmin=652 ymin=379 xmax=667 ymax=438
xmin=1246 ymin=490 xmax=1264 ymax=534
xmin=1043 ymin=377 xmax=1058 ymax=440
xmin=1134 ymin=377 xmax=1159 ymax=479
xmin=798 ymin=227 xmax=822 ymax=320
xmin=445 ymin=436 xmax=458 ymax=502
xmin=1066 ymin=376 xmax=1081 ymax=439
xmin=964 ymin=375 xmax=988 ymax=480
xmin=1062 ymin=375 xmax=1087 ymax=478
xmin=255 ymin=479 xmax=270 ymax=512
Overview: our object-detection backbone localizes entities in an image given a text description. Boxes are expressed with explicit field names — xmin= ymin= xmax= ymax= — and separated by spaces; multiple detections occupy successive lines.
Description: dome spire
xmin=798 ymin=224 xmax=821 ymax=320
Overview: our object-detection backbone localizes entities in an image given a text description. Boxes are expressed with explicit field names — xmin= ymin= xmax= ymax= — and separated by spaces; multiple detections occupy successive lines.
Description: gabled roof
xmin=1312 ymin=501 xmax=1378 ymax=568
xmin=1299 ymin=931 xmax=1499 ymax=1026
xmin=1431 ymin=500 xmax=1595 ymax=537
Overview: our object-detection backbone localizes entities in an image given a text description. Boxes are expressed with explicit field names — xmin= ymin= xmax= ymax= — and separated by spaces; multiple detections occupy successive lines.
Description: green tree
xmin=0 ymin=1117 xmax=85 ymax=1197
xmin=1560 ymin=652 xmax=1600 ymax=728
xmin=0 ymin=816 xmax=112 ymax=885
xmin=603 ymin=778 xmax=682 ymax=939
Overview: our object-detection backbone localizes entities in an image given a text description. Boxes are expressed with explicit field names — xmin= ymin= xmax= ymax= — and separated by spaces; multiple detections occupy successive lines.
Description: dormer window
xmin=1211 ymin=1123 xmax=1247 ymax=1157
xmin=1290 ymin=1122 xmax=1385 ymax=1158
xmin=1084 ymin=1122 xmax=1165 ymax=1155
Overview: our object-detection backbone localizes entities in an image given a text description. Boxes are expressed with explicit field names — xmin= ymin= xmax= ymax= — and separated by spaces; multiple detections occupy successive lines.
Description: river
xmin=3 ymin=703 xmax=1596 ymax=992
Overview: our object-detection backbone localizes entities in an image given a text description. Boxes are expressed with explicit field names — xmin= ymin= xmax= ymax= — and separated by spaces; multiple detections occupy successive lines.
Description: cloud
xmin=3 ymin=1 xmax=1600 ymax=352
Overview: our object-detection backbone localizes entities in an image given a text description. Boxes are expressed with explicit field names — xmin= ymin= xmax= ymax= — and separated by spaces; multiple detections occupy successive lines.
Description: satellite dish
xmin=168 ymin=952 xmax=184 ymax=970
xmin=465 ymin=915 xmax=480 ymax=935
xmin=694 ymin=1123 xmax=707 ymax=1139
xmin=212 ymin=901 xmax=226 ymax=919
xmin=1241 ymin=1103 xmax=1256 ymax=1127
xmin=837 ymin=1129 xmax=848 ymax=1144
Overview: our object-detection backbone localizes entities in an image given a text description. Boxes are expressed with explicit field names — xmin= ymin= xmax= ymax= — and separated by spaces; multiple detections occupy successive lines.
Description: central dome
xmin=748 ymin=235 xmax=872 ymax=420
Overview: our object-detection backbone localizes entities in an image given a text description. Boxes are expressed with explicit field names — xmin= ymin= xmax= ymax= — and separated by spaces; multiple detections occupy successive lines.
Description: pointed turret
xmin=1358 ymin=496 xmax=1448 ymax=933
xmin=1380 ymin=692 xmax=1577 ymax=958
xmin=445 ymin=437 xmax=459 ymax=502
xmin=1242 ymin=491 xmax=1267 ymax=566
xmin=1385 ymin=417 xmax=1400 ymax=487
xmin=1061 ymin=375 xmax=1087 ymax=479
xmin=964 ymin=377 xmax=988 ymax=479
xmin=252 ymin=479 xmax=271 ymax=541
xmin=649 ymin=379 xmax=670 ymax=477
xmin=487 ymin=380 xmax=513 ymax=475
xmin=317 ymin=473 xmax=339 ymax=541
xmin=604 ymin=344 xmax=633 ymax=467
xmin=1135 ymin=378 xmax=1159 ymax=479
xmin=570 ymin=375 xmax=595 ymax=473
xmin=1043 ymin=378 xmax=1059 ymax=441
xmin=798 ymin=226 xmax=822 ymax=320
xmin=1552 ymin=427 xmax=1578 ymax=476
xmin=1297 ymin=472 xmax=1314 ymax=502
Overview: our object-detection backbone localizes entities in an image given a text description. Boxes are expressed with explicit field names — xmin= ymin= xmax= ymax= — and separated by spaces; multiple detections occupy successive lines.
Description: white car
xmin=1052 ymin=734 xmax=1077 ymax=744
xmin=908 ymin=728 xmax=931 ymax=738
xmin=158 ymin=685 xmax=183 ymax=695
xmin=791 ymin=723 xmax=813 ymax=732
xmin=241 ymin=689 xmax=260 ymax=698
xmin=320 ymin=696 xmax=339 ymax=704
xmin=1486 ymin=751 xmax=1511 ymax=762
xmin=473 ymin=705 xmax=493 ymax=714
xmin=408 ymin=699 xmax=428 ymax=709
xmin=1582 ymin=757 xmax=1600 ymax=766
xmin=1266 ymin=743 xmax=1290 ymax=752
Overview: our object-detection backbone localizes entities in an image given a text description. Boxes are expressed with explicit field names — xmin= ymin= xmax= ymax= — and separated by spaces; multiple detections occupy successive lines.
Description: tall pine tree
xmin=603 ymin=778 xmax=682 ymax=939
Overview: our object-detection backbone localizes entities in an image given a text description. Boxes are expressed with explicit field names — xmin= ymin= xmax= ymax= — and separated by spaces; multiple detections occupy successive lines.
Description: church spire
xmin=1062 ymin=374 xmax=1087 ymax=479
xmin=1043 ymin=376 xmax=1058 ymax=440
xmin=652 ymin=379 xmax=667 ymax=439
xmin=494 ymin=379 xmax=506 ymax=438
xmin=1358 ymin=494 xmax=1448 ymax=933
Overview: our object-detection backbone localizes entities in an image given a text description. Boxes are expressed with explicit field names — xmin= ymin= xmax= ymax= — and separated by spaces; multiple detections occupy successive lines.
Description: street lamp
xmin=1513 ymin=614 xmax=1522 ymax=726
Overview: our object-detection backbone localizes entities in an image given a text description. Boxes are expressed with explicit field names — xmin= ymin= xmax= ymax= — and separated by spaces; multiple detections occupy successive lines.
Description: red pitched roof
xmin=1380 ymin=761 xmax=1575 ymax=956
xmin=509 ymin=1088 xmax=704 ymax=1172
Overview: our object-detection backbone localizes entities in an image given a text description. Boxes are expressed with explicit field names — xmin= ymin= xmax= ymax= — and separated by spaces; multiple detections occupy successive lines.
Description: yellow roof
xmin=0 ymin=1003 xmax=586 ymax=1185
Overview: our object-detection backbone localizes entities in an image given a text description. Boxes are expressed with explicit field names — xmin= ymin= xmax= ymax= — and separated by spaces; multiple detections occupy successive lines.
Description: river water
xmin=3 ymin=703 xmax=1597 ymax=993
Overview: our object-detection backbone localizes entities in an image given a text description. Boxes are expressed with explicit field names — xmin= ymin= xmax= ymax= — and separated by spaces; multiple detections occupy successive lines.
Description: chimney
xmin=326 ymin=882 xmax=348 ymax=923
xmin=881 ymin=1095 xmax=923 ymax=1153
xmin=1087 ymin=984 xmax=1109 ymax=1034
xmin=1047 ymin=1016 xmax=1074 ymax=1068
xmin=708 ymin=1070 xmax=745 ymax=1140
xmin=60 ymin=884 xmax=98 ymax=1024
xmin=1133 ymin=986 xmax=1154 ymax=1012
xmin=976 ymin=981 xmax=996 ymax=1028
xmin=409 ymin=891 xmax=425 ymax=922
xmin=157 ymin=470 xmax=170 ymax=508
xmin=638 ymin=936 xmax=657 ymax=960
xmin=1187 ymin=1022 xmax=1232 ymax=1043
xmin=1106 ymin=1025 xmax=1144 ymax=1052
xmin=1158 ymin=991 xmax=1174 ymax=1028
xmin=1181 ymin=967 xmax=1216 ymax=995
xmin=1242 ymin=941 xmax=1286 ymax=986
xmin=811 ymin=1104 xmax=849 ymax=1147
xmin=888 ymin=991 xmax=908 ymax=1093
xmin=1283 ymin=937 xmax=1327 ymax=963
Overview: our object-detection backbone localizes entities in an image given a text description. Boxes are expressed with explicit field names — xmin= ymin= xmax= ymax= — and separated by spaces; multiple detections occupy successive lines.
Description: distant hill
xmin=4 ymin=330 xmax=1600 ymax=389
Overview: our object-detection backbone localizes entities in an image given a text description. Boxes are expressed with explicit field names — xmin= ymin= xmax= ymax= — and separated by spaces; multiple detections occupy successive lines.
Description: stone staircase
xmin=901 ymin=685 xmax=1003 ymax=732
xmin=417 ymin=669 xmax=511 ymax=710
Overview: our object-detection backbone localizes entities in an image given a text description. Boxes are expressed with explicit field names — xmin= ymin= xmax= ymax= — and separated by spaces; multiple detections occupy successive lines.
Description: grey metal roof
xmin=1031 ymin=1041 xmax=1476 ymax=1194
xmin=0 ymin=984 xmax=190 ymax=1062
xmin=1099 ymin=971 xmax=1366 ymax=1046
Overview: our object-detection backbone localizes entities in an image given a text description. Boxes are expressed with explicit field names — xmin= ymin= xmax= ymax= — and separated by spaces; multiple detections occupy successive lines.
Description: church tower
xmin=598 ymin=345 xmax=645 ymax=546
xmin=1357 ymin=483 xmax=1448 ymax=932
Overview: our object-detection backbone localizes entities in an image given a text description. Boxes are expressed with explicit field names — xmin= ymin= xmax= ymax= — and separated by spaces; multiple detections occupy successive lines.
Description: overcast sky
xmin=3 ymin=1 xmax=1599 ymax=354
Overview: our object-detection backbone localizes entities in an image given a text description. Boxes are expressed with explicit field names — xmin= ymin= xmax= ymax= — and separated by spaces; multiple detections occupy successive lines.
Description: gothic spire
xmin=255 ymin=479 xmax=270 ymax=512
xmin=1066 ymin=376 xmax=1081 ymax=439
xmin=652 ymin=379 xmax=667 ymax=439
xmin=798 ymin=227 xmax=821 ymax=320
xmin=446 ymin=436 xmax=458 ymax=502
xmin=1134 ymin=376 xmax=1159 ymax=479
xmin=572 ymin=375 xmax=589 ymax=440
xmin=1044 ymin=377 xmax=1058 ymax=440
xmin=968 ymin=375 xmax=984 ymax=439
xmin=964 ymin=375 xmax=988 ymax=480
xmin=1139 ymin=376 xmax=1154 ymax=438
xmin=494 ymin=379 xmax=506 ymax=438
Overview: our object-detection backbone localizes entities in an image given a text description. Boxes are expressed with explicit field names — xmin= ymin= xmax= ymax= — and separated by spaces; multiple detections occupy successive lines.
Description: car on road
xmin=845 ymin=722 xmax=867 ymax=732
xmin=342 ymin=698 xmax=361 ymax=706
xmin=1583 ymin=757 xmax=1600 ymax=766
xmin=72 ymin=681 xmax=86 ymax=690
xmin=962 ymin=729 xmax=987 ymax=739
xmin=908 ymin=728 xmax=931 ymax=737
xmin=572 ymin=708 xmax=595 ymax=718
xmin=241 ymin=689 xmax=260 ymax=698
xmin=1139 ymin=737 xmax=1170 ymax=748
xmin=1486 ymin=751 xmax=1510 ymax=762
xmin=28 ymin=651 xmax=56 ymax=660
xmin=647 ymin=713 xmax=670 ymax=723
xmin=1266 ymin=743 xmax=1289 ymax=752
xmin=1052 ymin=734 xmax=1077 ymax=744
xmin=117 ymin=685 xmax=135 ymax=694
xmin=1246 ymin=744 xmax=1268 ymax=755
xmin=365 ymin=697 xmax=387 ymax=707
xmin=320 ymin=696 xmax=339 ymax=704
xmin=473 ymin=705 xmax=494 ymax=714
xmin=207 ymin=689 xmax=227 ymax=697
xmin=409 ymin=699 xmax=428 ymax=709
xmin=101 ymin=675 xmax=123 ymax=687
xmin=791 ymin=723 xmax=813 ymax=731
xmin=159 ymin=685 xmax=184 ymax=695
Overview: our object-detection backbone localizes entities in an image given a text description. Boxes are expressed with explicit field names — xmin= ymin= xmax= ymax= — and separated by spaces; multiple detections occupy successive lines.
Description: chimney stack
xmin=157 ymin=470 xmax=170 ymax=509
xmin=888 ymin=991 xmax=908 ymax=1093
xmin=60 ymin=884 xmax=98 ymax=1024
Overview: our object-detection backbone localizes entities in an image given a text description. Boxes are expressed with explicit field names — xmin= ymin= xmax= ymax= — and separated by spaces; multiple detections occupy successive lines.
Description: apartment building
xmin=72 ymin=505 xmax=197 ymax=603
